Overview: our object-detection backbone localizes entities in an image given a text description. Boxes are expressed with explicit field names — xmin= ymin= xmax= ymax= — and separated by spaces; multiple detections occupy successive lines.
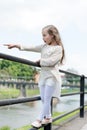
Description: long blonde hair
xmin=42 ymin=25 xmax=65 ymax=65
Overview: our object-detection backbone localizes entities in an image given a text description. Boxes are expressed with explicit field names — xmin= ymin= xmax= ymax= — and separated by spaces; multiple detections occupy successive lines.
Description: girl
xmin=4 ymin=25 xmax=65 ymax=128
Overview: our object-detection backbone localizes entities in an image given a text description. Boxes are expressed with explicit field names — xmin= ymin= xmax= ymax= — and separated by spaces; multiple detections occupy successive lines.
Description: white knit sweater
xmin=20 ymin=43 xmax=62 ymax=98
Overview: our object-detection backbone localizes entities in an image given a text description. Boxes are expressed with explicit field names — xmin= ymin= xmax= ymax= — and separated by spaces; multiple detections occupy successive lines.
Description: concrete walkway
xmin=81 ymin=124 xmax=87 ymax=130
xmin=53 ymin=111 xmax=87 ymax=130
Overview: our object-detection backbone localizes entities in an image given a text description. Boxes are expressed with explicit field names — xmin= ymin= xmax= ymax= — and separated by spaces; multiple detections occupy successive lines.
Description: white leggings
xmin=38 ymin=85 xmax=55 ymax=121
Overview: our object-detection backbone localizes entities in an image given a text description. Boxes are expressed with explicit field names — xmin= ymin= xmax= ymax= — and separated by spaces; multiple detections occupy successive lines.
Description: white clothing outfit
xmin=20 ymin=43 xmax=62 ymax=120
xmin=20 ymin=43 xmax=62 ymax=98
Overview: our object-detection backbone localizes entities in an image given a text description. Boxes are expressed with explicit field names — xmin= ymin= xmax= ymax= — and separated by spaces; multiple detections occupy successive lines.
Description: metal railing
xmin=0 ymin=53 xmax=87 ymax=130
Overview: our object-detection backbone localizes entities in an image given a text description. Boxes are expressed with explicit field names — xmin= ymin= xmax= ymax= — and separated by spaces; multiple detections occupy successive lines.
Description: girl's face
xmin=42 ymin=29 xmax=53 ymax=45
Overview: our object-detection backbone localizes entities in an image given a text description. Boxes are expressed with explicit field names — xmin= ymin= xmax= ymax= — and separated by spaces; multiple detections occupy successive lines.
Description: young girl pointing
xmin=4 ymin=25 xmax=65 ymax=128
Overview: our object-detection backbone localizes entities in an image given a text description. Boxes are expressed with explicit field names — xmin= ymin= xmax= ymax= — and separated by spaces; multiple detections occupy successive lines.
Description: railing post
xmin=44 ymin=123 xmax=52 ymax=130
xmin=20 ymin=83 xmax=26 ymax=97
xmin=44 ymin=98 xmax=53 ymax=130
xmin=80 ymin=75 xmax=85 ymax=117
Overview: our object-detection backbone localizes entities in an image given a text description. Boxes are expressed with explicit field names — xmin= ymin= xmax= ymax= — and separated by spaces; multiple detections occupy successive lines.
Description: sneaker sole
xmin=31 ymin=125 xmax=42 ymax=128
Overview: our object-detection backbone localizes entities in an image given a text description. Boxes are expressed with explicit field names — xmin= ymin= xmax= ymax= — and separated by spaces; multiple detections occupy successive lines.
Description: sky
xmin=0 ymin=0 xmax=87 ymax=76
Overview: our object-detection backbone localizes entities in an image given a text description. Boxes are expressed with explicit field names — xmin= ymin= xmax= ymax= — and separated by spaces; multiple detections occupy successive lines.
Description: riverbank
xmin=2 ymin=108 xmax=86 ymax=130
xmin=0 ymin=87 xmax=80 ymax=99
xmin=0 ymin=109 xmax=80 ymax=130
xmin=15 ymin=109 xmax=80 ymax=130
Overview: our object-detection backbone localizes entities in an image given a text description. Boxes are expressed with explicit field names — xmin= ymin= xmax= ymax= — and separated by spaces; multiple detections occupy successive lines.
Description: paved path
xmin=81 ymin=124 xmax=87 ymax=130
xmin=53 ymin=111 xmax=87 ymax=130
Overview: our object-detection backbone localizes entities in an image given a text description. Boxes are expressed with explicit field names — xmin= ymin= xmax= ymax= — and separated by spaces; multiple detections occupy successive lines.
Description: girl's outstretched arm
xmin=4 ymin=44 xmax=44 ymax=53
xmin=4 ymin=44 xmax=21 ymax=49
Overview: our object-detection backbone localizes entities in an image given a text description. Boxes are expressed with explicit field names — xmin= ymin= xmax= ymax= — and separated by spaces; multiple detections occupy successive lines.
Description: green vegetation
xmin=15 ymin=125 xmax=32 ymax=130
xmin=0 ymin=60 xmax=37 ymax=79
xmin=0 ymin=87 xmax=40 ymax=99
xmin=64 ymin=68 xmax=80 ymax=85
xmin=15 ymin=125 xmax=43 ymax=130
xmin=0 ymin=126 xmax=10 ymax=130
xmin=52 ymin=110 xmax=78 ymax=125
xmin=26 ymin=88 xmax=40 ymax=97
xmin=0 ymin=88 xmax=20 ymax=99
xmin=61 ymin=87 xmax=80 ymax=94
xmin=0 ymin=87 xmax=80 ymax=99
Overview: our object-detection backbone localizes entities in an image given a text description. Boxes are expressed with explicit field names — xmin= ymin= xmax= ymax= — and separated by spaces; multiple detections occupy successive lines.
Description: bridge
xmin=0 ymin=80 xmax=38 ymax=97
xmin=0 ymin=53 xmax=87 ymax=130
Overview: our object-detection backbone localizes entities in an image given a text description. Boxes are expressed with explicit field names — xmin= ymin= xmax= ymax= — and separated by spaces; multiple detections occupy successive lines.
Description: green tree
xmin=65 ymin=68 xmax=80 ymax=85
xmin=0 ymin=60 xmax=37 ymax=80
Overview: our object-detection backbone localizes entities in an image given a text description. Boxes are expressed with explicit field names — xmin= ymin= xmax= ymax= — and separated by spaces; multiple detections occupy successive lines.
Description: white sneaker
xmin=42 ymin=118 xmax=52 ymax=125
xmin=31 ymin=120 xmax=42 ymax=128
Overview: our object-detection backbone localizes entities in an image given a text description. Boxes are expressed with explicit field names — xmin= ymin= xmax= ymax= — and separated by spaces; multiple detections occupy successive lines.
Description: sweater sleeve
xmin=40 ymin=46 xmax=62 ymax=66
xmin=20 ymin=44 xmax=44 ymax=53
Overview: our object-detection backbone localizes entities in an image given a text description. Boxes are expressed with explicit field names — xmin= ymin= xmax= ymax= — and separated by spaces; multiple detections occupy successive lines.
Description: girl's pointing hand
xmin=4 ymin=44 xmax=20 ymax=49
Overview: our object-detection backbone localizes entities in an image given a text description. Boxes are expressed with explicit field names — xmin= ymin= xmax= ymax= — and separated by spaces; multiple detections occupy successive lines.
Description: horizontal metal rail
xmin=61 ymin=92 xmax=83 ymax=97
xmin=0 ymin=53 xmax=38 ymax=67
xmin=53 ymin=106 xmax=82 ymax=122
xmin=0 ymin=92 xmax=83 ymax=106
xmin=0 ymin=53 xmax=83 ymax=77
xmin=0 ymin=96 xmax=41 ymax=106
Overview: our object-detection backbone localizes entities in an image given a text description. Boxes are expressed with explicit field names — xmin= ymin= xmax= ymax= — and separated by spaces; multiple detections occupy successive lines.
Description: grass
xmin=52 ymin=110 xmax=79 ymax=125
xmin=26 ymin=88 xmax=40 ymax=97
xmin=53 ymin=106 xmax=87 ymax=125
xmin=15 ymin=125 xmax=32 ymax=130
xmin=0 ymin=87 xmax=80 ymax=99
xmin=0 ymin=87 xmax=20 ymax=99
xmin=61 ymin=87 xmax=80 ymax=94
xmin=0 ymin=126 xmax=10 ymax=130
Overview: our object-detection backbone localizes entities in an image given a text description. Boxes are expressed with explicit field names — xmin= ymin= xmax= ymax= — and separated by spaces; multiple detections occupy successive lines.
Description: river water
xmin=0 ymin=95 xmax=87 ymax=129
